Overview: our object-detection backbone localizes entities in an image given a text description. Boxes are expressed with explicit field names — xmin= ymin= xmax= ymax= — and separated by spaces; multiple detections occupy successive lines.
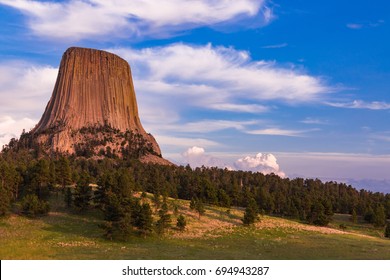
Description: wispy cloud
xmin=261 ymin=43 xmax=288 ymax=49
xmin=154 ymin=135 xmax=219 ymax=148
xmin=157 ymin=120 xmax=259 ymax=134
xmin=208 ymin=103 xmax=269 ymax=113
xmin=370 ymin=132 xmax=390 ymax=142
xmin=113 ymin=43 xmax=332 ymax=111
xmin=346 ymin=23 xmax=364 ymax=30
xmin=246 ymin=128 xmax=307 ymax=137
xmin=301 ymin=117 xmax=329 ymax=125
xmin=0 ymin=0 xmax=272 ymax=41
xmin=347 ymin=20 xmax=385 ymax=30
xmin=326 ymin=100 xmax=390 ymax=110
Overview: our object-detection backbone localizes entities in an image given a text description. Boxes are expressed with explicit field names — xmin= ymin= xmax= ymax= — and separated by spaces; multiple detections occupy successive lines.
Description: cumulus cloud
xmin=182 ymin=146 xmax=230 ymax=169
xmin=326 ymin=100 xmax=390 ymax=110
xmin=0 ymin=0 xmax=271 ymax=41
xmin=235 ymin=153 xmax=285 ymax=177
xmin=0 ymin=61 xmax=57 ymax=116
xmin=181 ymin=146 xmax=285 ymax=176
xmin=0 ymin=116 xmax=37 ymax=148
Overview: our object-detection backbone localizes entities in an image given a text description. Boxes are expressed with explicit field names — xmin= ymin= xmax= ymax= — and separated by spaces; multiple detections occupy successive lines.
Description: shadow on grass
xmin=41 ymin=210 xmax=104 ymax=240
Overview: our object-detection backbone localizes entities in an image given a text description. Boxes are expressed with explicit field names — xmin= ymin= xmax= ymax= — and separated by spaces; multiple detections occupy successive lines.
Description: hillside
xmin=1 ymin=194 xmax=389 ymax=260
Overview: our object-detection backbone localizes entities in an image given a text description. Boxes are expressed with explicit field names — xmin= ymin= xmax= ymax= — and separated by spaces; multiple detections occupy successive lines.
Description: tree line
xmin=1 ymin=142 xmax=390 ymax=238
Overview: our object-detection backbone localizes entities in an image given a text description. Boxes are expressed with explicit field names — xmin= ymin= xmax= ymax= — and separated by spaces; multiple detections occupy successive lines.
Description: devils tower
xmin=25 ymin=47 xmax=169 ymax=164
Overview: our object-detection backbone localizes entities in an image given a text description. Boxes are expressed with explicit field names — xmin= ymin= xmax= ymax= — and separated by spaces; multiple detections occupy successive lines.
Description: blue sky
xmin=0 ymin=0 xmax=389 ymax=191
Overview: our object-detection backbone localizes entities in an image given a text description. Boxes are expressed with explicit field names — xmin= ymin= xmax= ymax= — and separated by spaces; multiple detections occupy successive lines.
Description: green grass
xmin=1 ymin=196 xmax=390 ymax=260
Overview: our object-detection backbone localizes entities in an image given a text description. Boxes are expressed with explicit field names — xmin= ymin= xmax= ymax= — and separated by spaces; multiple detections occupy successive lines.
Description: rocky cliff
xmin=28 ymin=47 xmax=170 ymax=164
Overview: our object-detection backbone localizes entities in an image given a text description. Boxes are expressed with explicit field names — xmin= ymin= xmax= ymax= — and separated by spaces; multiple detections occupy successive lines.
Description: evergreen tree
xmin=373 ymin=204 xmax=386 ymax=227
xmin=176 ymin=214 xmax=186 ymax=231
xmin=136 ymin=202 xmax=153 ymax=236
xmin=57 ymin=157 xmax=72 ymax=189
xmin=190 ymin=197 xmax=196 ymax=210
xmin=100 ymin=193 xmax=133 ymax=240
xmin=307 ymin=201 xmax=331 ymax=226
xmin=351 ymin=208 xmax=358 ymax=223
xmin=385 ymin=222 xmax=390 ymax=238
xmin=64 ymin=187 xmax=72 ymax=208
xmin=191 ymin=198 xmax=205 ymax=219
xmin=156 ymin=200 xmax=171 ymax=234
xmin=242 ymin=197 xmax=258 ymax=225
xmin=73 ymin=171 xmax=92 ymax=212
xmin=31 ymin=159 xmax=50 ymax=199
xmin=21 ymin=194 xmax=50 ymax=218
xmin=0 ymin=184 xmax=11 ymax=216
xmin=364 ymin=206 xmax=375 ymax=223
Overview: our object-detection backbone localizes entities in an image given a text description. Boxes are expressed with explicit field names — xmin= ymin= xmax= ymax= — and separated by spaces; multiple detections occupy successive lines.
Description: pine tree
xmin=64 ymin=187 xmax=72 ymax=208
xmin=242 ymin=197 xmax=258 ymax=225
xmin=0 ymin=184 xmax=11 ymax=216
xmin=190 ymin=197 xmax=205 ymax=219
xmin=100 ymin=193 xmax=133 ymax=240
xmin=73 ymin=171 xmax=92 ymax=212
xmin=351 ymin=209 xmax=358 ymax=223
xmin=21 ymin=194 xmax=50 ymax=218
xmin=190 ymin=197 xmax=196 ymax=210
xmin=373 ymin=204 xmax=386 ymax=227
xmin=176 ymin=214 xmax=186 ymax=231
xmin=196 ymin=199 xmax=205 ymax=219
xmin=364 ymin=206 xmax=375 ymax=223
xmin=57 ymin=157 xmax=72 ymax=189
xmin=136 ymin=203 xmax=153 ymax=236
xmin=156 ymin=200 xmax=171 ymax=234
xmin=385 ymin=222 xmax=390 ymax=238
xmin=307 ymin=201 xmax=330 ymax=226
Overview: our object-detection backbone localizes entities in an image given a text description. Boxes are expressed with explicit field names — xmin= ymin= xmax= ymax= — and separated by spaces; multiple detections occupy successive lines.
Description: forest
xmin=1 ymin=134 xmax=390 ymax=240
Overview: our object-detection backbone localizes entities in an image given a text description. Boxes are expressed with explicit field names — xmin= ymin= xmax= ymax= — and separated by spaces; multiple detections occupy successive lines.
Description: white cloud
xmin=346 ymin=23 xmax=363 ymax=29
xmin=0 ymin=61 xmax=57 ymax=116
xmin=301 ymin=117 xmax=328 ymax=125
xmin=155 ymin=120 xmax=258 ymax=134
xmin=0 ymin=116 xmax=37 ymax=148
xmin=155 ymin=136 xmax=219 ymax=148
xmin=182 ymin=146 xmax=230 ymax=168
xmin=209 ymin=103 xmax=269 ymax=113
xmin=113 ymin=43 xmax=332 ymax=112
xmin=0 ymin=0 xmax=271 ymax=41
xmin=261 ymin=43 xmax=288 ymax=49
xmin=326 ymin=100 xmax=390 ymax=110
xmin=235 ymin=152 xmax=285 ymax=177
xmin=347 ymin=20 xmax=385 ymax=30
xmin=181 ymin=146 xmax=285 ymax=176
xmin=246 ymin=128 xmax=306 ymax=137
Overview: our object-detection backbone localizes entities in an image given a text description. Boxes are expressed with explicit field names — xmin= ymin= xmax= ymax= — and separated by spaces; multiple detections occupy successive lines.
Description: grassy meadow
xmin=1 ymin=194 xmax=389 ymax=260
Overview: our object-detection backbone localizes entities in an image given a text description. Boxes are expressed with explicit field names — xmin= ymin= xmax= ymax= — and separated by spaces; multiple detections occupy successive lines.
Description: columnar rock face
xmin=33 ymin=47 xmax=144 ymax=134
xmin=30 ymin=47 xmax=169 ymax=164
